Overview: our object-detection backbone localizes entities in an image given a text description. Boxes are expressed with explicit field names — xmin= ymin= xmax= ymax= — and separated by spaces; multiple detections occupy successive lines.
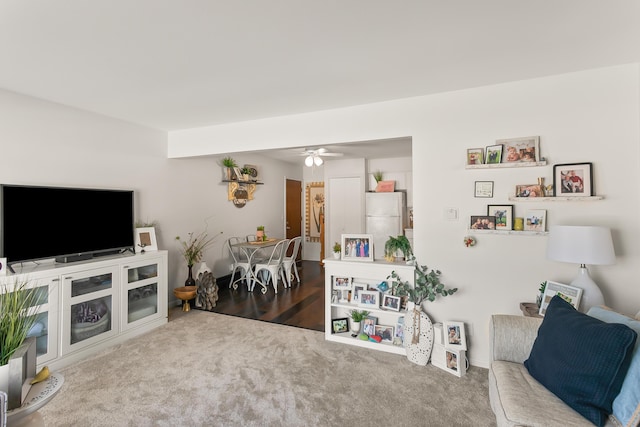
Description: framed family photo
xmin=331 ymin=318 xmax=349 ymax=334
xmin=444 ymin=321 xmax=467 ymax=351
xmin=524 ymin=209 xmax=546 ymax=232
xmin=497 ymin=136 xmax=540 ymax=163
xmin=539 ymin=281 xmax=583 ymax=315
xmin=341 ymin=234 xmax=374 ymax=262
xmin=485 ymin=144 xmax=503 ymax=164
xmin=487 ymin=205 xmax=513 ymax=230
xmin=362 ymin=316 xmax=377 ymax=335
xmin=445 ymin=348 xmax=467 ymax=377
xmin=374 ymin=325 xmax=395 ymax=343
xmin=359 ymin=290 xmax=380 ymax=309
xmin=470 ymin=215 xmax=496 ymax=230
xmin=467 ymin=148 xmax=484 ymax=165
xmin=333 ymin=277 xmax=351 ymax=289
xmin=351 ymin=283 xmax=367 ymax=304
xmin=553 ymin=162 xmax=593 ymax=197
xmin=382 ymin=294 xmax=401 ymax=311
xmin=515 ymin=184 xmax=545 ymax=198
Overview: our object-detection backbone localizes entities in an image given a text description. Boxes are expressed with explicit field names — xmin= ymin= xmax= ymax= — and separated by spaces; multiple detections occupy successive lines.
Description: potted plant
xmin=222 ymin=156 xmax=237 ymax=180
xmin=256 ymin=225 xmax=265 ymax=241
xmin=332 ymin=242 xmax=341 ymax=259
xmin=240 ymin=166 xmax=252 ymax=182
xmin=384 ymin=235 xmax=414 ymax=263
xmin=373 ymin=170 xmax=383 ymax=183
xmin=175 ymin=230 xmax=222 ymax=286
xmin=348 ymin=309 xmax=370 ymax=334
xmin=387 ymin=263 xmax=458 ymax=365
xmin=1 ymin=280 xmax=39 ymax=408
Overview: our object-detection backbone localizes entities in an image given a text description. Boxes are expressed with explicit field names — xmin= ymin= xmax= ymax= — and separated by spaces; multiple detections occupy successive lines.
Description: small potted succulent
xmin=332 ymin=242 xmax=341 ymax=259
xmin=240 ymin=167 xmax=252 ymax=182
xmin=348 ymin=309 xmax=370 ymax=334
xmin=221 ymin=156 xmax=238 ymax=180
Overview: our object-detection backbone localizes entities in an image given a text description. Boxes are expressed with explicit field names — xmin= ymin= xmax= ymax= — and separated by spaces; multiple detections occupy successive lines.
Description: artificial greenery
xmin=0 ymin=281 xmax=40 ymax=365
xmin=384 ymin=235 xmax=414 ymax=262
xmin=388 ymin=263 xmax=458 ymax=306
xmin=349 ymin=309 xmax=370 ymax=322
xmin=222 ymin=156 xmax=237 ymax=168
xmin=175 ymin=230 xmax=223 ymax=266
xmin=257 ymin=225 xmax=265 ymax=231
xmin=135 ymin=219 xmax=158 ymax=228
xmin=373 ymin=170 xmax=384 ymax=183
xmin=332 ymin=242 xmax=341 ymax=253
xmin=240 ymin=166 xmax=252 ymax=175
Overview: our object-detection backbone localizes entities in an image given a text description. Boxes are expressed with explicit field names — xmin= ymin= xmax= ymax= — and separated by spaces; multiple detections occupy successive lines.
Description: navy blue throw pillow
xmin=524 ymin=296 xmax=637 ymax=426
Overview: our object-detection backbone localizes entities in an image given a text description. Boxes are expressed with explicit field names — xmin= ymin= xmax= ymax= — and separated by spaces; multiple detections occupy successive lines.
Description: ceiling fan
xmin=300 ymin=148 xmax=343 ymax=166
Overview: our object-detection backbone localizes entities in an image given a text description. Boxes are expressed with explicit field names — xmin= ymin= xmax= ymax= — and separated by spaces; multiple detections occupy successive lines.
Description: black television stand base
xmin=55 ymin=254 xmax=93 ymax=263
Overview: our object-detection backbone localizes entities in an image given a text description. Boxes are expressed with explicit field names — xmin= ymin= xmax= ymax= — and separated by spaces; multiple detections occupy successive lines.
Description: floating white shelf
xmin=465 ymin=160 xmax=547 ymax=169
xmin=507 ymin=196 xmax=604 ymax=202
xmin=468 ymin=229 xmax=548 ymax=236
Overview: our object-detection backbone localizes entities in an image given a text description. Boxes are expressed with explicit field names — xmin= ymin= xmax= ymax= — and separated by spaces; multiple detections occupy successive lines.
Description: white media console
xmin=0 ymin=251 xmax=168 ymax=371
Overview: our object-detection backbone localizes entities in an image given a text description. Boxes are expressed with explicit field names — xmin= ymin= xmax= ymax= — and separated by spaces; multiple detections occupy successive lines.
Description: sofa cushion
xmin=524 ymin=296 xmax=637 ymax=426
xmin=588 ymin=306 xmax=640 ymax=427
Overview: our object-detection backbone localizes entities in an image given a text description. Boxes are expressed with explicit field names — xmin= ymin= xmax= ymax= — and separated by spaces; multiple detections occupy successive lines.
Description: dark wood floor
xmin=199 ymin=260 xmax=325 ymax=332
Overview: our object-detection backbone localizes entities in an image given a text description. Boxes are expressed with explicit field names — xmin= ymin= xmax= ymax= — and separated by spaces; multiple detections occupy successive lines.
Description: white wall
xmin=168 ymin=64 xmax=640 ymax=367
xmin=0 ymin=89 xmax=300 ymax=302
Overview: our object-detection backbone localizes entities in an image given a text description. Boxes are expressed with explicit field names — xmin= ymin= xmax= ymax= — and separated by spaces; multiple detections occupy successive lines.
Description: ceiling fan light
xmin=314 ymin=155 xmax=323 ymax=166
xmin=305 ymin=155 xmax=314 ymax=167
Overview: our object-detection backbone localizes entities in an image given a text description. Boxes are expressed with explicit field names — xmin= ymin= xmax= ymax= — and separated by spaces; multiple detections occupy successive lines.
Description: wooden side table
xmin=520 ymin=302 xmax=543 ymax=318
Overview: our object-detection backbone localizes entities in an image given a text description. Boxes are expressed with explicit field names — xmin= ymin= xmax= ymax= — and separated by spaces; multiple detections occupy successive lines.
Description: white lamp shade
xmin=546 ymin=225 xmax=615 ymax=265
xmin=313 ymin=156 xmax=323 ymax=166
xmin=304 ymin=155 xmax=314 ymax=167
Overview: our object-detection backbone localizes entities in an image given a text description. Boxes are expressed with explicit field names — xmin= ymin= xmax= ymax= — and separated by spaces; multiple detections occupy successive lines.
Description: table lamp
xmin=546 ymin=225 xmax=615 ymax=313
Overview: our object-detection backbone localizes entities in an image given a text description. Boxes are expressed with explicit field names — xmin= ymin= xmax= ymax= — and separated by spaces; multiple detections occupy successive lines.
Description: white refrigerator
xmin=365 ymin=192 xmax=406 ymax=260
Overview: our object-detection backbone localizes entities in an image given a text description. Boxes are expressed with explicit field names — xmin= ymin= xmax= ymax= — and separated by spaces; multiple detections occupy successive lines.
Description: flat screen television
xmin=1 ymin=184 xmax=135 ymax=265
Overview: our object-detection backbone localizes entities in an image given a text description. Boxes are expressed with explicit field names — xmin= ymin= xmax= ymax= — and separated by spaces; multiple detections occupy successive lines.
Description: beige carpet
xmin=40 ymin=311 xmax=496 ymax=426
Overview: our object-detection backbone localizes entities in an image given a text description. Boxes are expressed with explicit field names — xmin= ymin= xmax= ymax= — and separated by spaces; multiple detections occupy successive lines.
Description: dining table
xmin=230 ymin=238 xmax=284 ymax=293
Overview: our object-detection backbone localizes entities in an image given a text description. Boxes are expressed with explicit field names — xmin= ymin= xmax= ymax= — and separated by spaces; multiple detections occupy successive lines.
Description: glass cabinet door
xmin=122 ymin=261 xmax=161 ymax=328
xmin=23 ymin=276 xmax=60 ymax=364
xmin=62 ymin=266 xmax=119 ymax=354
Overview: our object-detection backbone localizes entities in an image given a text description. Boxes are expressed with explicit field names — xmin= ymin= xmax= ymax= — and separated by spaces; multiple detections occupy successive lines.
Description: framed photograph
xmin=474 ymin=181 xmax=494 ymax=198
xmin=374 ymin=325 xmax=395 ymax=342
xmin=362 ymin=316 xmax=377 ymax=335
xmin=445 ymin=348 xmax=467 ymax=377
xmin=333 ymin=276 xmax=351 ymax=289
xmin=359 ymin=290 xmax=380 ymax=309
xmin=382 ymin=294 xmax=401 ymax=311
xmin=470 ymin=215 xmax=496 ymax=230
xmin=524 ymin=209 xmax=546 ymax=232
xmin=485 ymin=144 xmax=503 ymax=164
xmin=351 ymin=283 xmax=366 ymax=304
xmin=498 ymin=136 xmax=540 ymax=163
xmin=444 ymin=321 xmax=467 ymax=351
xmin=135 ymin=227 xmax=158 ymax=253
xmin=553 ymin=162 xmax=593 ymax=197
xmin=331 ymin=318 xmax=349 ymax=334
xmin=487 ymin=205 xmax=514 ymax=230
xmin=467 ymin=148 xmax=484 ymax=165
xmin=393 ymin=317 xmax=405 ymax=346
xmin=305 ymin=182 xmax=324 ymax=243
xmin=341 ymin=234 xmax=374 ymax=262
xmin=539 ymin=281 xmax=583 ymax=316
xmin=515 ymin=184 xmax=545 ymax=198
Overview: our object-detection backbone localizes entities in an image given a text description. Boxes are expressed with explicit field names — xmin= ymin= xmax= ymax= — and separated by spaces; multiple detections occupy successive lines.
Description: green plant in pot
xmin=348 ymin=309 xmax=370 ymax=334
xmin=373 ymin=170 xmax=384 ymax=183
xmin=240 ymin=167 xmax=252 ymax=181
xmin=221 ymin=156 xmax=237 ymax=180
xmin=332 ymin=242 xmax=341 ymax=259
xmin=384 ymin=235 xmax=414 ymax=263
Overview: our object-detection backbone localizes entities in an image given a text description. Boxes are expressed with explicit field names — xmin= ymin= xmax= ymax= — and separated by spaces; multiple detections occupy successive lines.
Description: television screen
xmin=1 ymin=185 xmax=134 ymax=264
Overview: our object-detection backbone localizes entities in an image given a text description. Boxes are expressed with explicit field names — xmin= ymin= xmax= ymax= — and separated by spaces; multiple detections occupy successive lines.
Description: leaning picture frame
xmin=361 ymin=316 xmax=378 ymax=336
xmin=359 ymin=290 xmax=380 ymax=309
xmin=444 ymin=348 xmax=467 ymax=377
xmin=553 ymin=162 xmax=593 ymax=197
xmin=467 ymin=148 xmax=484 ymax=165
xmin=135 ymin=227 xmax=158 ymax=253
xmin=497 ymin=136 xmax=540 ymax=163
xmin=331 ymin=318 xmax=349 ymax=334
xmin=374 ymin=325 xmax=395 ymax=343
xmin=333 ymin=277 xmax=351 ymax=290
xmin=382 ymin=294 xmax=401 ymax=311
xmin=443 ymin=321 xmax=467 ymax=351
xmin=524 ymin=209 xmax=546 ymax=232
xmin=351 ymin=282 xmax=367 ymax=304
xmin=470 ymin=215 xmax=496 ymax=230
xmin=539 ymin=281 xmax=583 ymax=316
xmin=487 ymin=205 xmax=514 ymax=230
xmin=485 ymin=144 xmax=503 ymax=164
xmin=341 ymin=234 xmax=374 ymax=262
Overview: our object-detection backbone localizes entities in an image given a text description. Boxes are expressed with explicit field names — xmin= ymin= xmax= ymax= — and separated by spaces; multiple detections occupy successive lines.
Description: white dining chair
xmin=280 ymin=236 xmax=302 ymax=288
xmin=227 ymin=237 xmax=254 ymax=290
xmin=252 ymin=239 xmax=289 ymax=294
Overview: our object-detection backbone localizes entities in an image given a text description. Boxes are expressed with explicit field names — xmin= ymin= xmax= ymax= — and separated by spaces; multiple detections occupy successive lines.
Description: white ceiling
xmin=0 ymin=1 xmax=639 ymax=133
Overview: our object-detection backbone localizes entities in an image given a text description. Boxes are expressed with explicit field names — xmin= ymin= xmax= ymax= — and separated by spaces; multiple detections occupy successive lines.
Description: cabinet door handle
xmin=123 ymin=266 xmax=129 ymax=269
xmin=51 ymin=278 xmax=59 ymax=282
xmin=64 ymin=276 xmax=73 ymax=280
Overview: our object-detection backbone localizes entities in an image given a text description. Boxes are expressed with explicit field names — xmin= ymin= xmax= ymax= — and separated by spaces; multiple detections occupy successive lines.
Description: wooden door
xmin=285 ymin=179 xmax=302 ymax=261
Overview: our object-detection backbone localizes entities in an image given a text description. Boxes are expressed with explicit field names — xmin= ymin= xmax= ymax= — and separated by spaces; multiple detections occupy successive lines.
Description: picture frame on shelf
xmin=538 ymin=281 xmax=583 ymax=316
xmin=443 ymin=321 xmax=467 ymax=351
xmin=487 ymin=205 xmax=514 ymax=230
xmin=467 ymin=148 xmax=484 ymax=165
xmin=352 ymin=283 xmax=366 ymax=304
xmin=333 ymin=277 xmax=351 ymax=290
xmin=470 ymin=215 xmax=496 ymax=230
xmin=135 ymin=227 xmax=158 ymax=253
xmin=553 ymin=162 xmax=593 ymax=197
xmin=331 ymin=318 xmax=349 ymax=334
xmin=485 ymin=144 xmax=503 ymax=164
xmin=374 ymin=325 xmax=395 ymax=343
xmin=362 ymin=316 xmax=377 ymax=335
xmin=359 ymin=290 xmax=380 ymax=309
xmin=382 ymin=294 xmax=401 ymax=311
xmin=474 ymin=181 xmax=494 ymax=198
xmin=497 ymin=136 xmax=540 ymax=163
xmin=341 ymin=234 xmax=374 ymax=262
xmin=515 ymin=184 xmax=545 ymax=197
xmin=524 ymin=209 xmax=546 ymax=232
xmin=393 ymin=317 xmax=405 ymax=346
